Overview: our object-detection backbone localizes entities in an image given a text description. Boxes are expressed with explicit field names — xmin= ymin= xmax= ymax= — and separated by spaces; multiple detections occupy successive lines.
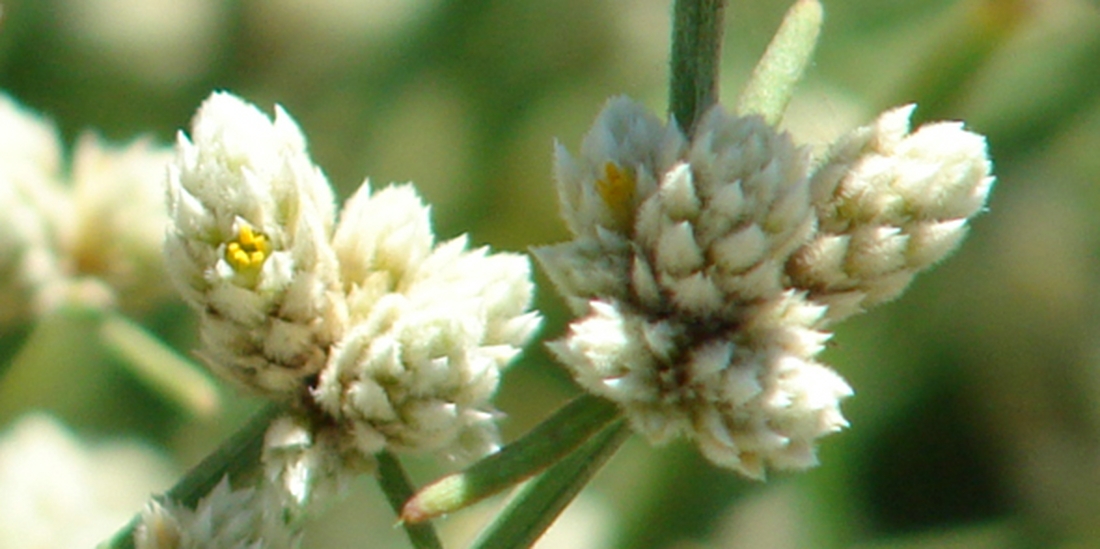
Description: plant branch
xmin=669 ymin=0 xmax=730 ymax=135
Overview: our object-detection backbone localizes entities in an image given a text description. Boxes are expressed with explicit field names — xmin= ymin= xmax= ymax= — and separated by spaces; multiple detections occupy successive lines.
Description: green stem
xmin=401 ymin=395 xmax=620 ymax=523
xmin=469 ymin=421 xmax=630 ymax=549
xmin=669 ymin=0 xmax=730 ymax=135
xmin=375 ymin=450 xmax=445 ymax=549
xmin=103 ymin=405 xmax=281 ymax=549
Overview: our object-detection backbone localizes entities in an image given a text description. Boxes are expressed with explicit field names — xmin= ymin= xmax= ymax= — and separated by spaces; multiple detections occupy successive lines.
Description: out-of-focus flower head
xmin=535 ymin=96 xmax=993 ymax=478
xmin=134 ymin=477 xmax=301 ymax=549
xmin=0 ymin=92 xmax=175 ymax=324
xmin=0 ymin=413 xmax=174 ymax=549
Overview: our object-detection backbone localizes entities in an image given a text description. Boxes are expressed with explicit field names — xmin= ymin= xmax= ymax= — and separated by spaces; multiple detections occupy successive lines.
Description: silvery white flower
xmin=313 ymin=183 xmax=542 ymax=462
xmin=134 ymin=477 xmax=301 ymax=549
xmin=0 ymin=92 xmax=174 ymax=323
xmin=787 ymin=104 xmax=995 ymax=321
xmin=164 ymin=92 xmax=347 ymax=398
xmin=537 ymin=96 xmax=992 ymax=478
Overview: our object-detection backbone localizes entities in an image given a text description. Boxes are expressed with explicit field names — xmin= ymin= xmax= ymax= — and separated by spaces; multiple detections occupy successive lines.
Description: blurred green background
xmin=2 ymin=0 xmax=1100 ymax=547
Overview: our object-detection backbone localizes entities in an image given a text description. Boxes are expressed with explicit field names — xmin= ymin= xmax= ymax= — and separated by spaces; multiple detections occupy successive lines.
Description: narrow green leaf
xmin=376 ymin=450 xmax=445 ymax=549
xmin=401 ymin=394 xmax=620 ymax=523
xmin=102 ymin=405 xmax=280 ymax=549
xmin=735 ymin=0 xmax=824 ymax=125
xmin=470 ymin=420 xmax=629 ymax=549
xmin=99 ymin=312 xmax=220 ymax=417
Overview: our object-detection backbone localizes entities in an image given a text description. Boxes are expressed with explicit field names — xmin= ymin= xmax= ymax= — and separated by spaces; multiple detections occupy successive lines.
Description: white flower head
xmin=0 ymin=92 xmax=174 ymax=322
xmin=788 ymin=104 xmax=995 ymax=321
xmin=166 ymin=91 xmax=541 ymax=465
xmin=164 ymin=91 xmax=347 ymax=398
xmin=538 ymin=97 xmax=992 ymax=478
xmin=64 ymin=134 xmax=175 ymax=311
xmin=313 ymin=184 xmax=542 ymax=462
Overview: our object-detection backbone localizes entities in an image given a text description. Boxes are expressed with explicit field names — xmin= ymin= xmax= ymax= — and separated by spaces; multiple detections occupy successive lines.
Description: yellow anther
xmin=225 ymin=224 xmax=270 ymax=272
xmin=596 ymin=161 xmax=636 ymax=230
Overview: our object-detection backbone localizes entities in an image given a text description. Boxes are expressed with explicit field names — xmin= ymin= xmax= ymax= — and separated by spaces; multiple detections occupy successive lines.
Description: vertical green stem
xmin=669 ymin=0 xmax=729 ymax=135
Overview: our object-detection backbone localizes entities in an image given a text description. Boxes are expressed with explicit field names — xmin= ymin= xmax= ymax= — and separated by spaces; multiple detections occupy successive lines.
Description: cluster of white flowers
xmin=145 ymin=90 xmax=541 ymax=546
xmin=535 ymin=97 xmax=993 ymax=478
xmin=163 ymin=89 xmax=540 ymax=477
xmin=0 ymin=92 xmax=174 ymax=324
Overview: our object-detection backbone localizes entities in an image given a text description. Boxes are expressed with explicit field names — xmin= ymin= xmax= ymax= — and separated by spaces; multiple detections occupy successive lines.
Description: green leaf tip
xmin=401 ymin=395 xmax=620 ymax=523
xmin=376 ymin=450 xmax=445 ymax=549
xmin=736 ymin=0 xmax=824 ymax=125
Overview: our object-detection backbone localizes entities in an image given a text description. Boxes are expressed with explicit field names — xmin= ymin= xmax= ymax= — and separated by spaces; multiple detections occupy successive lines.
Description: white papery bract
xmin=537 ymin=97 xmax=992 ymax=478
xmin=164 ymin=92 xmax=346 ymax=398
xmin=314 ymin=184 xmax=542 ymax=463
xmin=0 ymin=92 xmax=174 ymax=323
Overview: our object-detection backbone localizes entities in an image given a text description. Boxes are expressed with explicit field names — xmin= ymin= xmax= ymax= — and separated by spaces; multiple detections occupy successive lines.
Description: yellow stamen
xmin=225 ymin=224 xmax=270 ymax=272
xmin=596 ymin=161 xmax=636 ymax=229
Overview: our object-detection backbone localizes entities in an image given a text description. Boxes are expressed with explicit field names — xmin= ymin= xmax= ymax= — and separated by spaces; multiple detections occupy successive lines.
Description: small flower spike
xmin=164 ymin=92 xmax=346 ymax=398
xmin=787 ymin=105 xmax=995 ymax=321
xmin=536 ymin=97 xmax=992 ymax=478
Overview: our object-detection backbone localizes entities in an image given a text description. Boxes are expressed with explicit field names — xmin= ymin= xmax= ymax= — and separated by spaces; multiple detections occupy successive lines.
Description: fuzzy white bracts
xmin=164 ymin=93 xmax=345 ymax=397
xmin=313 ymin=184 xmax=541 ymax=462
xmin=134 ymin=478 xmax=301 ymax=549
xmin=789 ymin=104 xmax=996 ymax=321
xmin=536 ymin=97 xmax=993 ymax=478
xmin=164 ymin=92 xmax=541 ymax=464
